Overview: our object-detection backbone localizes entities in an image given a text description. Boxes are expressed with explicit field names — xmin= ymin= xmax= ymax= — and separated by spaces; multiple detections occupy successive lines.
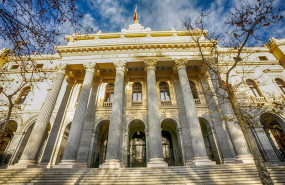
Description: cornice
xmin=65 ymin=29 xmax=208 ymax=42
xmin=56 ymin=41 xmax=213 ymax=55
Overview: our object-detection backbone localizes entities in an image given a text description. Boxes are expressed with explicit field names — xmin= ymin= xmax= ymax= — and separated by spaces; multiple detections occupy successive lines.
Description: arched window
xmin=275 ymin=78 xmax=285 ymax=94
xmin=104 ymin=83 xmax=114 ymax=102
xmin=159 ymin=82 xmax=171 ymax=101
xmin=16 ymin=87 xmax=31 ymax=104
xmin=189 ymin=81 xmax=199 ymax=99
xmin=132 ymin=82 xmax=142 ymax=101
xmin=246 ymin=79 xmax=262 ymax=97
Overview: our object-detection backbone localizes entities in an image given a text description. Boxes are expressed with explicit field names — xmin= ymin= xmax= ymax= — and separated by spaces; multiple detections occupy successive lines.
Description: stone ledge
xmin=99 ymin=159 xmax=122 ymax=168
xmin=147 ymin=158 xmax=168 ymax=168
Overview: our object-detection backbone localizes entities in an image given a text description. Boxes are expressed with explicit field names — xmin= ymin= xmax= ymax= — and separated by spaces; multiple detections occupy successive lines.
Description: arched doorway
xmin=199 ymin=118 xmax=220 ymax=163
xmin=12 ymin=122 xmax=34 ymax=164
xmin=91 ymin=120 xmax=109 ymax=168
xmin=161 ymin=118 xmax=182 ymax=166
xmin=128 ymin=120 xmax=146 ymax=167
xmin=55 ymin=123 xmax=71 ymax=164
xmin=260 ymin=113 xmax=285 ymax=161
xmin=0 ymin=121 xmax=18 ymax=153
xmin=0 ymin=120 xmax=17 ymax=166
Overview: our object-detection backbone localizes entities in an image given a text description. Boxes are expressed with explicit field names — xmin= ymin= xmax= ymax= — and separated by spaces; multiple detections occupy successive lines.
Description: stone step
xmin=0 ymin=169 xmax=259 ymax=175
xmin=0 ymin=174 xmax=260 ymax=181
xmin=4 ymin=164 xmax=284 ymax=185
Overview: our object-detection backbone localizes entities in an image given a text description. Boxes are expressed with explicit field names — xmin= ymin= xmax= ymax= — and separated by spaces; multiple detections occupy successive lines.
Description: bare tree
xmin=183 ymin=0 xmax=283 ymax=184
xmin=0 ymin=0 xmax=93 ymax=131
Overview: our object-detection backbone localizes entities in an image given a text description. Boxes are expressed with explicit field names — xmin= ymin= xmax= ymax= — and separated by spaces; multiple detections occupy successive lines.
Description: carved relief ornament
xmin=65 ymin=76 xmax=75 ymax=85
xmin=113 ymin=60 xmax=126 ymax=72
xmin=84 ymin=62 xmax=96 ymax=73
xmin=57 ymin=63 xmax=67 ymax=74
xmin=144 ymin=59 xmax=157 ymax=71
xmin=175 ymin=58 xmax=188 ymax=70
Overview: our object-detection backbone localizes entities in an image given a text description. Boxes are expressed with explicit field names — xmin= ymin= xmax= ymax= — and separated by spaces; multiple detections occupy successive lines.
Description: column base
xmin=8 ymin=160 xmax=37 ymax=169
xmin=99 ymin=159 xmax=122 ymax=168
xmin=53 ymin=160 xmax=82 ymax=168
xmin=223 ymin=158 xmax=240 ymax=164
xmin=147 ymin=158 xmax=168 ymax=168
xmin=187 ymin=157 xmax=216 ymax=167
xmin=236 ymin=154 xmax=254 ymax=163
xmin=36 ymin=163 xmax=53 ymax=168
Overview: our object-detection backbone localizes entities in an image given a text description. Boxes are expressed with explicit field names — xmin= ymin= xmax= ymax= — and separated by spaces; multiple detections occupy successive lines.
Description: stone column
xmin=11 ymin=64 xmax=66 ymax=168
xmin=175 ymin=59 xmax=215 ymax=166
xmin=76 ymin=79 xmax=100 ymax=167
xmin=200 ymin=76 xmax=236 ymax=163
xmin=173 ymin=80 xmax=194 ymax=162
xmin=100 ymin=60 xmax=126 ymax=168
xmin=40 ymin=77 xmax=74 ymax=167
xmin=145 ymin=59 xmax=168 ymax=168
xmin=209 ymin=70 xmax=254 ymax=163
xmin=56 ymin=62 xmax=96 ymax=168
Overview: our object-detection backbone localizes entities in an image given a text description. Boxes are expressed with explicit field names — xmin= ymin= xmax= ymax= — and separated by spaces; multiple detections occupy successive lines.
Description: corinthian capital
xmin=144 ymin=59 xmax=157 ymax=71
xmin=65 ymin=76 xmax=75 ymax=85
xmin=84 ymin=62 xmax=96 ymax=73
xmin=57 ymin=63 xmax=67 ymax=74
xmin=175 ymin=58 xmax=188 ymax=70
xmin=114 ymin=60 xmax=126 ymax=72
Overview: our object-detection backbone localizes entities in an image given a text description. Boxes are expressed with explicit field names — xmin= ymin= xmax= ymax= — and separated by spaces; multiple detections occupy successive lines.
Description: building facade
xmin=1 ymin=19 xmax=285 ymax=169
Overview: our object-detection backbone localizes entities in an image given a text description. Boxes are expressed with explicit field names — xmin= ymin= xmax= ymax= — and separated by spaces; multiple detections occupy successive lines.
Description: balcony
xmin=103 ymin=102 xmax=112 ymax=107
xmin=132 ymin=101 xmax=142 ymax=106
xmin=251 ymin=96 xmax=267 ymax=103
xmin=194 ymin=99 xmax=201 ymax=104
xmin=161 ymin=100 xmax=172 ymax=106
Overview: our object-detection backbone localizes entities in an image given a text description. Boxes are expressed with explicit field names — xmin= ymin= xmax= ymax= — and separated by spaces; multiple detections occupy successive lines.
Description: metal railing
xmin=132 ymin=101 xmax=142 ymax=106
xmin=252 ymin=96 xmax=267 ymax=103
xmin=194 ymin=99 xmax=201 ymax=104
xmin=161 ymin=100 xmax=172 ymax=106
xmin=265 ymin=132 xmax=285 ymax=162
xmin=103 ymin=102 xmax=112 ymax=107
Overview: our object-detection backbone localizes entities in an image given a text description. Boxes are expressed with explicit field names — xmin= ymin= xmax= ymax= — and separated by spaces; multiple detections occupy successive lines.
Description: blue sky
xmin=73 ymin=0 xmax=285 ymax=46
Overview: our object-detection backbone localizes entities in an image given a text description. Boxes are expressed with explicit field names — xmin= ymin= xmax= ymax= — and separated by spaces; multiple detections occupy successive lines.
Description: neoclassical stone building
xmin=1 ymin=18 xmax=285 ymax=169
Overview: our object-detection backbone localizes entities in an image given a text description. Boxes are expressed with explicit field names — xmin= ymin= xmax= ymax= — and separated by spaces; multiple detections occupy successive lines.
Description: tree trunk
xmin=228 ymin=87 xmax=273 ymax=185
xmin=0 ymin=98 xmax=13 ymax=133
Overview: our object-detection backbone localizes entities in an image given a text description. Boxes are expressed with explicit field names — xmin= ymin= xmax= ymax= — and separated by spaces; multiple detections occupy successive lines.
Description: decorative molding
xmin=94 ymin=76 xmax=101 ymax=84
xmin=57 ymin=63 xmax=67 ymax=74
xmin=113 ymin=60 xmax=126 ymax=72
xmin=84 ymin=61 xmax=96 ymax=72
xmin=65 ymin=77 xmax=75 ymax=85
xmin=96 ymin=111 xmax=111 ymax=120
xmin=144 ymin=59 xmax=157 ymax=71
xmin=126 ymin=110 xmax=147 ymax=120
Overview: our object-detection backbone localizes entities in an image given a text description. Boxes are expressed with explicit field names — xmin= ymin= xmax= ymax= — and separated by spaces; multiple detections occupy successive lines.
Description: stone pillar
xmin=200 ymin=76 xmax=236 ymax=163
xmin=145 ymin=59 xmax=168 ymax=168
xmin=40 ymin=78 xmax=74 ymax=167
xmin=209 ymin=70 xmax=253 ymax=163
xmin=56 ymin=62 xmax=96 ymax=168
xmin=100 ymin=60 xmax=126 ymax=168
xmin=11 ymin=64 xmax=66 ymax=168
xmin=76 ymin=79 xmax=100 ymax=167
xmin=173 ymin=80 xmax=194 ymax=162
xmin=175 ymin=59 xmax=215 ymax=166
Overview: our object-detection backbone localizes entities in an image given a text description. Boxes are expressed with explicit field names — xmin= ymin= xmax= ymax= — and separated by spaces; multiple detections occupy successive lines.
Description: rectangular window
xmin=258 ymin=56 xmax=268 ymax=61
xmin=36 ymin=64 xmax=44 ymax=68
xmin=11 ymin=65 xmax=19 ymax=69
xmin=233 ymin=57 xmax=242 ymax=61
